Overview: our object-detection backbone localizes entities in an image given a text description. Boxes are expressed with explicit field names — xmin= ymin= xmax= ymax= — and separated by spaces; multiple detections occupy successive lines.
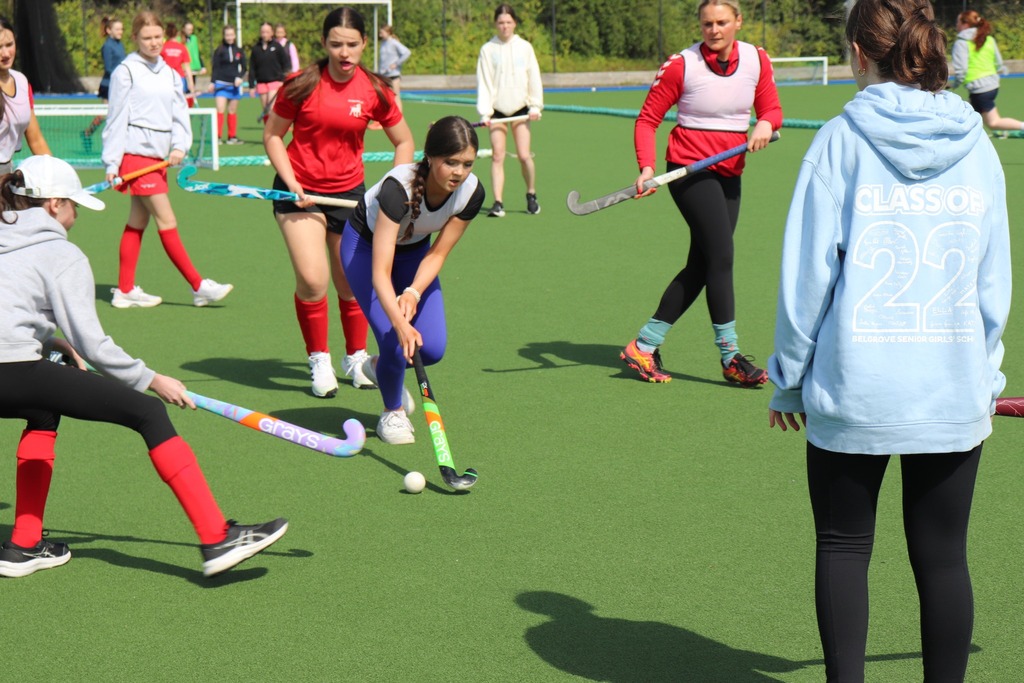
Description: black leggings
xmin=652 ymin=170 xmax=741 ymax=325
xmin=0 ymin=360 xmax=176 ymax=450
xmin=807 ymin=442 xmax=981 ymax=683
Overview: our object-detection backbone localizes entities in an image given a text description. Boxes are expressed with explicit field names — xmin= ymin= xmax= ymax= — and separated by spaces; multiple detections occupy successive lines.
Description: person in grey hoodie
xmin=0 ymin=155 xmax=287 ymax=579
xmin=767 ymin=1 xmax=1010 ymax=681
xmin=950 ymin=9 xmax=1024 ymax=134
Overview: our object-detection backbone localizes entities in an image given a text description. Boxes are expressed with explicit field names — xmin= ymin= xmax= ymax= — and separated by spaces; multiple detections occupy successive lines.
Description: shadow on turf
xmin=180 ymin=357 xmax=311 ymax=392
xmin=483 ymin=341 xmax=727 ymax=387
xmin=515 ymin=591 xmax=952 ymax=681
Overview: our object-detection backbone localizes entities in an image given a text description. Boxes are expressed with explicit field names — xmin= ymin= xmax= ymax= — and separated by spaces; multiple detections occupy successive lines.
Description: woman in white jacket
xmin=476 ymin=3 xmax=543 ymax=218
xmin=102 ymin=11 xmax=232 ymax=309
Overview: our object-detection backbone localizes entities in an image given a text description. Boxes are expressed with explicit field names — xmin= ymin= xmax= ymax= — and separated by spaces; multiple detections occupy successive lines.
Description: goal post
xmin=771 ymin=56 xmax=829 ymax=86
xmin=15 ymin=105 xmax=219 ymax=170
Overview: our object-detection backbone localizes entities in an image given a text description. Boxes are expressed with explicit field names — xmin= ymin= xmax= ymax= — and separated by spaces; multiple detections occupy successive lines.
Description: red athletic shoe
xmin=722 ymin=354 xmax=768 ymax=387
xmin=620 ymin=339 xmax=671 ymax=383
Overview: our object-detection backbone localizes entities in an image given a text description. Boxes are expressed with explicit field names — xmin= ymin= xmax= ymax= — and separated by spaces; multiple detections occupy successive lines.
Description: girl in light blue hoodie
xmin=767 ymin=1 xmax=1010 ymax=680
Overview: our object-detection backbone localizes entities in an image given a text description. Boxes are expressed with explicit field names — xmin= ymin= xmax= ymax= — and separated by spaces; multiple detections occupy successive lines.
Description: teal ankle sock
xmin=712 ymin=321 xmax=739 ymax=364
xmin=638 ymin=319 xmax=672 ymax=352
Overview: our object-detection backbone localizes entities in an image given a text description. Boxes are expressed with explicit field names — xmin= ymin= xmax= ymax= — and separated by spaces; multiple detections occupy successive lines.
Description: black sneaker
xmin=526 ymin=193 xmax=541 ymax=215
xmin=0 ymin=539 xmax=71 ymax=578
xmin=487 ymin=201 xmax=505 ymax=218
xmin=225 ymin=137 xmax=245 ymax=145
xmin=200 ymin=518 xmax=288 ymax=577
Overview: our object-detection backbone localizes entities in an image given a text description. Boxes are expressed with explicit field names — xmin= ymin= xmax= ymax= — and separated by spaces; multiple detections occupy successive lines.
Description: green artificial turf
xmin=2 ymin=82 xmax=1024 ymax=681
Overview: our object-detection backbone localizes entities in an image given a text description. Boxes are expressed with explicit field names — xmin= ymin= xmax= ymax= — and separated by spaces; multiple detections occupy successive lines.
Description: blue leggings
xmin=340 ymin=223 xmax=447 ymax=411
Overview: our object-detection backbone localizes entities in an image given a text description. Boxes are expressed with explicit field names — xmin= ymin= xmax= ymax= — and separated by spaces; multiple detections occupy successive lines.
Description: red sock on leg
xmin=149 ymin=437 xmax=227 ymax=545
xmin=217 ymin=112 xmax=225 ymax=138
xmin=338 ymin=297 xmax=368 ymax=355
xmin=295 ymin=294 xmax=329 ymax=355
xmin=227 ymin=113 xmax=238 ymax=139
xmin=11 ymin=430 xmax=57 ymax=548
xmin=118 ymin=225 xmax=145 ymax=293
xmin=158 ymin=228 xmax=203 ymax=291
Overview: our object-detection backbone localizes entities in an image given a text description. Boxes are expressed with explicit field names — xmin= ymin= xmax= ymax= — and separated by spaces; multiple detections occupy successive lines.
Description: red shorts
xmin=118 ymin=154 xmax=168 ymax=196
xmin=256 ymin=81 xmax=283 ymax=95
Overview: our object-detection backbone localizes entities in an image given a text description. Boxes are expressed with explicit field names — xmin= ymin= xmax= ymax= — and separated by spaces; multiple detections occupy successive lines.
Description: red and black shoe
xmin=722 ymin=354 xmax=768 ymax=387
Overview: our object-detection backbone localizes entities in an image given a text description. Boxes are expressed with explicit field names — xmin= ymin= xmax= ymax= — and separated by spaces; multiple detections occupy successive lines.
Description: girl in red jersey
xmin=263 ymin=6 xmax=414 ymax=398
xmin=619 ymin=0 xmax=781 ymax=387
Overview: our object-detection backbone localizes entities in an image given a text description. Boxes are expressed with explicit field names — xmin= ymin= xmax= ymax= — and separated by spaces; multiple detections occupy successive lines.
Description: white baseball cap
xmin=13 ymin=155 xmax=105 ymax=211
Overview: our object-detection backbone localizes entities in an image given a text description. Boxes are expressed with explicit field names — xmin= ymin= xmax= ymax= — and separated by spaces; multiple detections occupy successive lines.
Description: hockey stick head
xmin=332 ymin=418 xmax=367 ymax=456
xmin=177 ymin=165 xmax=199 ymax=188
xmin=441 ymin=466 xmax=479 ymax=490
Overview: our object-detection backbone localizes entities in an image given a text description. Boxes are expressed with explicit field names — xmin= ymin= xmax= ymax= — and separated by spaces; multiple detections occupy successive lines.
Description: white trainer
xmin=342 ymin=350 xmax=377 ymax=389
xmin=193 ymin=278 xmax=234 ymax=307
xmin=308 ymin=352 xmax=338 ymax=398
xmin=377 ymin=410 xmax=415 ymax=445
xmin=111 ymin=286 xmax=162 ymax=308
xmin=361 ymin=354 xmax=416 ymax=415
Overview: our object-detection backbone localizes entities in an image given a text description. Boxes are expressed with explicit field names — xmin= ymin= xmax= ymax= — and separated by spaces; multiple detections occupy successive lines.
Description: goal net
xmin=771 ymin=57 xmax=829 ymax=86
xmin=14 ymin=105 xmax=220 ymax=170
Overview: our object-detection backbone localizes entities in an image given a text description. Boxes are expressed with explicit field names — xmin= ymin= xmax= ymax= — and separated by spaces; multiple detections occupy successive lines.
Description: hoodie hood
xmin=842 ymin=82 xmax=983 ymax=180
xmin=958 ymin=27 xmax=978 ymax=41
xmin=0 ymin=207 xmax=67 ymax=255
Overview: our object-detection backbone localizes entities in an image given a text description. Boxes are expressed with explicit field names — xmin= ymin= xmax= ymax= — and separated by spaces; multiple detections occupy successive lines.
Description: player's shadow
xmin=517 ymin=591 xmax=894 ymax=682
xmin=485 ymin=341 xmax=722 ymax=386
xmin=180 ymin=357 xmax=309 ymax=392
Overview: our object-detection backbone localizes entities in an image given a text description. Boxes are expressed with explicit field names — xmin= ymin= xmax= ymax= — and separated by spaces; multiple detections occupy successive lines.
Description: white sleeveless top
xmin=675 ymin=42 xmax=761 ymax=133
xmin=0 ymin=70 xmax=33 ymax=163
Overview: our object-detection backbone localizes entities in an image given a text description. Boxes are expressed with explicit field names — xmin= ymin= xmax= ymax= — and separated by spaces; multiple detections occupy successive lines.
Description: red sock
xmin=217 ymin=112 xmax=225 ymax=138
xmin=295 ymin=294 xmax=329 ymax=355
xmin=158 ymin=228 xmax=203 ymax=290
xmin=338 ymin=297 xmax=368 ymax=355
xmin=227 ymin=113 xmax=238 ymax=138
xmin=118 ymin=225 xmax=145 ymax=293
xmin=149 ymin=437 xmax=227 ymax=545
xmin=11 ymin=430 xmax=57 ymax=548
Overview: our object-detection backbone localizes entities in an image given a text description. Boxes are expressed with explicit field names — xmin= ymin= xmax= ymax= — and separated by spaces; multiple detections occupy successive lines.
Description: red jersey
xmin=274 ymin=67 xmax=402 ymax=193
xmin=161 ymin=40 xmax=189 ymax=77
xmin=634 ymin=41 xmax=782 ymax=177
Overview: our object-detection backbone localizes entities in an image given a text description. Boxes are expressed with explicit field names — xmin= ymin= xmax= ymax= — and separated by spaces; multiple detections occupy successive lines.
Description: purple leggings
xmin=340 ymin=223 xmax=447 ymax=411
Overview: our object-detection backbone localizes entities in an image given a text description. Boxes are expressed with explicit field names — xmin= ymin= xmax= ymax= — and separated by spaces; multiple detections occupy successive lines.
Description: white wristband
xmin=401 ymin=286 xmax=421 ymax=303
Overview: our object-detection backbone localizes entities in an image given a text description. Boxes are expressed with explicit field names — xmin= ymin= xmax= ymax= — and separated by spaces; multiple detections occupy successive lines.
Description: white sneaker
xmin=193 ymin=278 xmax=234 ymax=307
xmin=361 ymin=354 xmax=416 ymax=415
xmin=308 ymin=352 xmax=338 ymax=398
xmin=342 ymin=350 xmax=377 ymax=389
xmin=377 ymin=410 xmax=415 ymax=445
xmin=111 ymin=286 xmax=162 ymax=308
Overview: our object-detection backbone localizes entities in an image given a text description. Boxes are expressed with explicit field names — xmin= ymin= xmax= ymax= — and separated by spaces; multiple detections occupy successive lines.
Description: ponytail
xmin=0 ymin=170 xmax=45 ymax=223
xmin=847 ymin=0 xmax=947 ymax=93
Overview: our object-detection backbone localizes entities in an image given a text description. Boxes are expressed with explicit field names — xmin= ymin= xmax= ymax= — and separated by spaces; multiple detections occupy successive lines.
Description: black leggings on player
xmin=0 ymin=360 xmax=176 ymax=449
xmin=807 ymin=442 xmax=982 ymax=683
xmin=651 ymin=170 xmax=741 ymax=325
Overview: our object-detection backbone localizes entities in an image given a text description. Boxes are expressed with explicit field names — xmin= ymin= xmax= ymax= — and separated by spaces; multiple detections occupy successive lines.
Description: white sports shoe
xmin=111 ymin=286 xmax=162 ymax=308
xmin=342 ymin=350 xmax=377 ymax=389
xmin=361 ymin=354 xmax=416 ymax=415
xmin=193 ymin=278 xmax=234 ymax=307
xmin=308 ymin=352 xmax=338 ymax=398
xmin=377 ymin=410 xmax=415 ymax=445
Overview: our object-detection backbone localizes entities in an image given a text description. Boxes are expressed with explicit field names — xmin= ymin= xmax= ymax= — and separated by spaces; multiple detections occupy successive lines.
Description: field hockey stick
xmin=566 ymin=131 xmax=781 ymax=216
xmin=187 ymin=391 xmax=365 ymax=457
xmin=412 ymin=349 xmax=478 ymax=491
xmin=84 ymin=160 xmax=171 ymax=194
xmin=257 ymin=89 xmax=280 ymax=124
xmin=176 ymin=165 xmax=357 ymax=207
xmin=472 ymin=114 xmax=532 ymax=127
xmin=996 ymin=397 xmax=1024 ymax=417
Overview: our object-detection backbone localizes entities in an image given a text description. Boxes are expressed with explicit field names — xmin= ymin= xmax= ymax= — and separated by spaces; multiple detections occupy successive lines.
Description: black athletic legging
xmin=807 ymin=442 xmax=982 ymax=683
xmin=652 ymin=169 xmax=741 ymax=325
xmin=0 ymin=360 xmax=176 ymax=450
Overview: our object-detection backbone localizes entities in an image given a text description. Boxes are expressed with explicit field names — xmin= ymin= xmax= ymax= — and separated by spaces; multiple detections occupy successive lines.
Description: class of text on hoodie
xmin=768 ymin=82 xmax=1011 ymax=455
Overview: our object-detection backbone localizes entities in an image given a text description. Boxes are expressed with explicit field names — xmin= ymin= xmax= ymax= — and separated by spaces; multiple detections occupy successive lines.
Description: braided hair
xmin=404 ymin=117 xmax=479 ymax=235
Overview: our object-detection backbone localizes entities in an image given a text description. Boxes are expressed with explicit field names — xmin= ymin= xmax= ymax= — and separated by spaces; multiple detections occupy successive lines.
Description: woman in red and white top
xmin=102 ymin=11 xmax=233 ymax=310
xmin=0 ymin=17 xmax=50 ymax=175
xmin=620 ymin=0 xmax=781 ymax=388
xmin=264 ymin=6 xmax=414 ymax=399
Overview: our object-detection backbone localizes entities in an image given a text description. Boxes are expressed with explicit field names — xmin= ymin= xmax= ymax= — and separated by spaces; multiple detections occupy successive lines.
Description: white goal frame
xmin=771 ymin=56 xmax=829 ymax=86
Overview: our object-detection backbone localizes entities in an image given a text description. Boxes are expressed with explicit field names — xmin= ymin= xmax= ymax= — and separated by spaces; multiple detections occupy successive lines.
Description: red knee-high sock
xmin=227 ymin=113 xmax=238 ymax=139
xmin=158 ymin=228 xmax=203 ymax=290
xmin=338 ymin=297 xmax=368 ymax=355
xmin=217 ymin=112 xmax=225 ymax=138
xmin=149 ymin=437 xmax=227 ymax=545
xmin=11 ymin=430 xmax=57 ymax=548
xmin=118 ymin=225 xmax=145 ymax=293
xmin=295 ymin=294 xmax=329 ymax=355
